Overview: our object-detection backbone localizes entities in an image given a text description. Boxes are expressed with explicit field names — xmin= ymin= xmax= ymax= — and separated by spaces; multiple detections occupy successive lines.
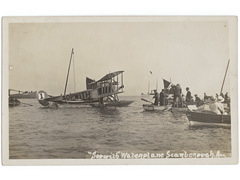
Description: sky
xmin=9 ymin=19 xmax=230 ymax=97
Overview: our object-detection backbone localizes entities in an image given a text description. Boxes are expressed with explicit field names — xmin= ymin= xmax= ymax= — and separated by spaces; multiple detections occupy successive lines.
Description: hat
xmin=186 ymin=87 xmax=189 ymax=90
xmin=194 ymin=94 xmax=198 ymax=97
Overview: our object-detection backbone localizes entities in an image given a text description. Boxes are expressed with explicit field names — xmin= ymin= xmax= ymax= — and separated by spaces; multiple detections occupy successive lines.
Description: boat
xmin=142 ymin=104 xmax=172 ymax=111
xmin=187 ymin=59 xmax=231 ymax=127
xmin=9 ymin=97 xmax=20 ymax=107
xmin=186 ymin=111 xmax=231 ymax=127
xmin=171 ymin=107 xmax=188 ymax=113
xmin=9 ymin=89 xmax=37 ymax=99
xmin=90 ymin=100 xmax=134 ymax=107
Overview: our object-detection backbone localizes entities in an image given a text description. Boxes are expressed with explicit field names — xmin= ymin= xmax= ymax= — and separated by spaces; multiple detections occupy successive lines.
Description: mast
xmin=148 ymin=80 xmax=150 ymax=94
xmin=220 ymin=59 xmax=230 ymax=94
xmin=156 ymin=78 xmax=158 ymax=91
xmin=72 ymin=50 xmax=76 ymax=92
xmin=64 ymin=48 xmax=74 ymax=97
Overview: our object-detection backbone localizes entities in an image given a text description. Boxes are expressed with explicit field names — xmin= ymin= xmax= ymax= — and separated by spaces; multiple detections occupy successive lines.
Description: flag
xmin=163 ymin=79 xmax=171 ymax=89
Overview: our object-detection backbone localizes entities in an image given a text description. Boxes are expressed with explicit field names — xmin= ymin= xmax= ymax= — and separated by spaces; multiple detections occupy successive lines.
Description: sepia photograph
xmin=1 ymin=16 xmax=238 ymax=165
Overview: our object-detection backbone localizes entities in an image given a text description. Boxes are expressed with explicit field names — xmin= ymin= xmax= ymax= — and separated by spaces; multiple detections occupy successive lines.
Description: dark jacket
xmin=186 ymin=91 xmax=191 ymax=102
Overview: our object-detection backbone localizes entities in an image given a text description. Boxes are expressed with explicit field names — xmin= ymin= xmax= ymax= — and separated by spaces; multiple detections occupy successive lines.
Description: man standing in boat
xmin=194 ymin=94 xmax=204 ymax=107
xmin=159 ymin=89 xmax=165 ymax=106
xmin=174 ymin=84 xmax=183 ymax=107
xmin=153 ymin=89 xmax=159 ymax=106
xmin=224 ymin=92 xmax=230 ymax=108
xmin=185 ymin=87 xmax=192 ymax=102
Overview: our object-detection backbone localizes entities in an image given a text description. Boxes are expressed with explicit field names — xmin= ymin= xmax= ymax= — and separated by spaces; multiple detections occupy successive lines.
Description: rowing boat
xmin=90 ymin=100 xmax=134 ymax=107
xmin=142 ymin=104 xmax=172 ymax=111
xmin=186 ymin=111 xmax=231 ymax=127
xmin=171 ymin=107 xmax=188 ymax=113
xmin=9 ymin=98 xmax=20 ymax=107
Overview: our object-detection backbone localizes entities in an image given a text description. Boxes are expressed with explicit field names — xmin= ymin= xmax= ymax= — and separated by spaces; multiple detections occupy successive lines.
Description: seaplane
xmin=37 ymin=48 xmax=134 ymax=107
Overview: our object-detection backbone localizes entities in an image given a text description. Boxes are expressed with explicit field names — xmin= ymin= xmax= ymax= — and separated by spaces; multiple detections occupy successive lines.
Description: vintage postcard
xmin=1 ymin=16 xmax=238 ymax=165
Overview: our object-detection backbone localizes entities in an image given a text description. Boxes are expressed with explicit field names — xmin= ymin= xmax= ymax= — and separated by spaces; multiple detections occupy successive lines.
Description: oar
xmin=162 ymin=106 xmax=169 ymax=111
xmin=163 ymin=105 xmax=172 ymax=112
xmin=20 ymin=102 xmax=33 ymax=106
xmin=141 ymin=98 xmax=153 ymax=104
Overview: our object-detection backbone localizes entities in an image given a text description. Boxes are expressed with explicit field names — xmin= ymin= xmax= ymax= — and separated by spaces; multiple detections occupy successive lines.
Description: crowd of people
xmin=152 ymin=83 xmax=230 ymax=115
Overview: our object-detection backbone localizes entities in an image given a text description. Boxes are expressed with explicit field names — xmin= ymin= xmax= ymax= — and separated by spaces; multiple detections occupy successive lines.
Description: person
xmin=182 ymin=94 xmax=186 ymax=102
xmin=203 ymin=93 xmax=208 ymax=101
xmin=164 ymin=93 xmax=169 ymax=105
xmin=173 ymin=84 xmax=183 ymax=107
xmin=159 ymin=89 xmax=165 ymax=106
xmin=194 ymin=94 xmax=204 ymax=107
xmin=185 ymin=87 xmax=192 ymax=102
xmin=224 ymin=92 xmax=229 ymax=101
xmin=153 ymin=90 xmax=159 ymax=106
xmin=196 ymin=96 xmax=225 ymax=115
xmin=224 ymin=92 xmax=230 ymax=108
xmin=194 ymin=94 xmax=201 ymax=102
xmin=210 ymin=96 xmax=225 ymax=114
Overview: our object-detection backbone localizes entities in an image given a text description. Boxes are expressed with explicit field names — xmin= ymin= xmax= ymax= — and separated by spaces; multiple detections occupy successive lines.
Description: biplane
xmin=37 ymin=48 xmax=133 ymax=107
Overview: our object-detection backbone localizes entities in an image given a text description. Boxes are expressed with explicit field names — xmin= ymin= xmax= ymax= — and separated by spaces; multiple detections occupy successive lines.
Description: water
xmin=9 ymin=96 xmax=231 ymax=159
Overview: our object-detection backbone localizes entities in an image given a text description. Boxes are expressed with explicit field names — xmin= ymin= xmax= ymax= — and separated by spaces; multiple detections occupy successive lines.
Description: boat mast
xmin=156 ymin=78 xmax=158 ymax=91
xmin=220 ymin=59 xmax=230 ymax=95
xmin=148 ymin=80 xmax=150 ymax=95
xmin=72 ymin=50 xmax=76 ymax=92
xmin=64 ymin=48 xmax=74 ymax=97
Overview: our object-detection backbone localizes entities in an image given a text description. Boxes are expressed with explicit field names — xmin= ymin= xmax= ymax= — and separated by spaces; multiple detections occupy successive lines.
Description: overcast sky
xmin=9 ymin=20 xmax=230 ymax=97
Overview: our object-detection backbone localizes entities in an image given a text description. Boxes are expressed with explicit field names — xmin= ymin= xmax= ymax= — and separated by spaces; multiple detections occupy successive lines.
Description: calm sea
xmin=9 ymin=96 xmax=231 ymax=159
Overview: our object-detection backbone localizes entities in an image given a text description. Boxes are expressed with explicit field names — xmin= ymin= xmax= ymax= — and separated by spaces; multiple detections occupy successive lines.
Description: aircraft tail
xmin=37 ymin=90 xmax=50 ymax=106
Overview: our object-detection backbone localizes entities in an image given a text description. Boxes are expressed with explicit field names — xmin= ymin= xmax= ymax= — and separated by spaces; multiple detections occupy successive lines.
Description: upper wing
xmin=97 ymin=71 xmax=124 ymax=82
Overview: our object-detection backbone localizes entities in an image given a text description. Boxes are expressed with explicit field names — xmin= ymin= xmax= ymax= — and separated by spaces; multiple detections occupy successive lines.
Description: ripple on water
xmin=9 ymin=97 xmax=232 ymax=159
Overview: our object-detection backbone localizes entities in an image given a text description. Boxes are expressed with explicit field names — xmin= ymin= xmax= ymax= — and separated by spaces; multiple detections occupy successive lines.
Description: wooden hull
xmin=171 ymin=107 xmax=188 ymax=113
xmin=187 ymin=111 xmax=231 ymax=127
xmin=90 ymin=100 xmax=134 ymax=107
xmin=10 ymin=92 xmax=37 ymax=99
xmin=9 ymin=99 xmax=20 ymax=107
xmin=143 ymin=104 xmax=172 ymax=111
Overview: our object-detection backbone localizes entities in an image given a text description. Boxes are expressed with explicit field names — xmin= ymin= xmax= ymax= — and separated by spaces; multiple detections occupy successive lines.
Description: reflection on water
xmin=9 ymin=96 xmax=231 ymax=159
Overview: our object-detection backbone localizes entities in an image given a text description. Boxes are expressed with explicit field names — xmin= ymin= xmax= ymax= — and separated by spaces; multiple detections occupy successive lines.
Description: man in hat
xmin=224 ymin=92 xmax=230 ymax=108
xmin=196 ymin=96 xmax=225 ymax=115
xmin=153 ymin=89 xmax=159 ymax=106
xmin=186 ymin=87 xmax=192 ymax=102
xmin=159 ymin=89 xmax=165 ymax=106
xmin=203 ymin=93 xmax=208 ymax=101
xmin=173 ymin=84 xmax=183 ymax=107
xmin=194 ymin=94 xmax=204 ymax=107
xmin=209 ymin=96 xmax=225 ymax=115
